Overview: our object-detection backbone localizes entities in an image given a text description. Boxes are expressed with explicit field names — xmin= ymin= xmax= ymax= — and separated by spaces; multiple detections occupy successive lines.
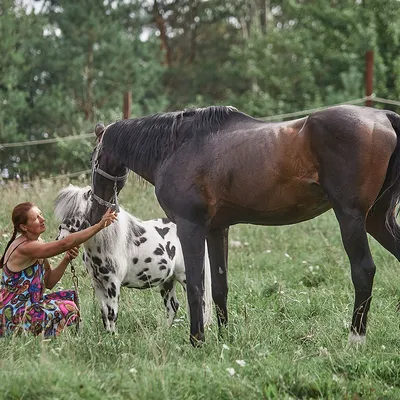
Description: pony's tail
xmin=381 ymin=112 xmax=400 ymax=241
xmin=202 ymin=242 xmax=213 ymax=327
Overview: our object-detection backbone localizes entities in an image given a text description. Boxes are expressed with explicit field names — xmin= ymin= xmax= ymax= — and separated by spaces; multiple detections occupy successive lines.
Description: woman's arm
xmin=19 ymin=209 xmax=117 ymax=260
xmin=43 ymin=247 xmax=80 ymax=289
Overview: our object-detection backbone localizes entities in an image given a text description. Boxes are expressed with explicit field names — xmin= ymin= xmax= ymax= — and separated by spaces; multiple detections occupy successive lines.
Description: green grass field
xmin=1 ymin=177 xmax=400 ymax=399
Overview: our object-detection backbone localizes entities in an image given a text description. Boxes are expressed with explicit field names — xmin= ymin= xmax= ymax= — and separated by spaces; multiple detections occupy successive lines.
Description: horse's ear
xmin=95 ymin=123 xmax=105 ymax=140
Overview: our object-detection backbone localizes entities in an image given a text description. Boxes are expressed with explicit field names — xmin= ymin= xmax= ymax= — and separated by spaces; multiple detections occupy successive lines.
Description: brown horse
xmin=90 ymin=105 xmax=400 ymax=346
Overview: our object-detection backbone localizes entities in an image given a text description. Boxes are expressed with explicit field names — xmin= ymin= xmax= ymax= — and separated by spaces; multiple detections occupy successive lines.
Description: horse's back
xmin=156 ymin=105 xmax=400 ymax=228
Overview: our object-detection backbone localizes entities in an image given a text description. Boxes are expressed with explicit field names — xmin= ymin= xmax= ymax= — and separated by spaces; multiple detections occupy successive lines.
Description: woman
xmin=0 ymin=202 xmax=117 ymax=338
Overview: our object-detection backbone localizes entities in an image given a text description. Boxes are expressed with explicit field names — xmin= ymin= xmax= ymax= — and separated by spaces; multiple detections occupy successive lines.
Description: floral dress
xmin=0 ymin=241 xmax=79 ymax=337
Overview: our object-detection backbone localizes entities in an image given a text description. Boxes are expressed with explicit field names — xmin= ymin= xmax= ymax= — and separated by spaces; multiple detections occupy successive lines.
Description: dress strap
xmin=3 ymin=239 xmax=29 ymax=267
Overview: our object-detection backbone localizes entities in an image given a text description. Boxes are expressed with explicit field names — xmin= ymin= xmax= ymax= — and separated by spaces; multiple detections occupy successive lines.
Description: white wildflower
xmin=284 ymin=253 xmax=291 ymax=259
xmin=235 ymin=360 xmax=246 ymax=367
xmin=226 ymin=367 xmax=235 ymax=376
xmin=222 ymin=344 xmax=230 ymax=350
xmin=129 ymin=368 xmax=137 ymax=374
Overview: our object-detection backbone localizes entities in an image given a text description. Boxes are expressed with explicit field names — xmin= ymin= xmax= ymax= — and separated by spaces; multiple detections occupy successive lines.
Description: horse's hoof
xmin=190 ymin=333 xmax=205 ymax=347
xmin=348 ymin=332 xmax=366 ymax=346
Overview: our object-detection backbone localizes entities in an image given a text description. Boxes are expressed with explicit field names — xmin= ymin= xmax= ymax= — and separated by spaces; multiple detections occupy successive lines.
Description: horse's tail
xmin=380 ymin=112 xmax=400 ymax=241
xmin=203 ymin=242 xmax=213 ymax=327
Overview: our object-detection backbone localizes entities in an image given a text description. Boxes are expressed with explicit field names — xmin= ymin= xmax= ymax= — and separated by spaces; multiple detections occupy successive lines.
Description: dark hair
xmin=0 ymin=202 xmax=35 ymax=268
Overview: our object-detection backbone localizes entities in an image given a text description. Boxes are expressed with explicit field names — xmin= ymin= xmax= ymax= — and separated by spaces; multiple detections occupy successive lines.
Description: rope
xmin=371 ymin=97 xmax=400 ymax=107
xmin=69 ymin=260 xmax=81 ymax=332
xmin=260 ymin=97 xmax=368 ymax=121
xmin=0 ymin=133 xmax=94 ymax=148
xmin=46 ymin=169 xmax=92 ymax=180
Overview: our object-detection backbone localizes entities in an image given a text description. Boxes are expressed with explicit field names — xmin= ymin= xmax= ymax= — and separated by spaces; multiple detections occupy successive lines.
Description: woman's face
xmin=22 ymin=206 xmax=46 ymax=236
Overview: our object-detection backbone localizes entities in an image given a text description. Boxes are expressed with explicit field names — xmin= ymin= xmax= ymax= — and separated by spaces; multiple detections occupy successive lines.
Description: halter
xmin=91 ymin=140 xmax=129 ymax=212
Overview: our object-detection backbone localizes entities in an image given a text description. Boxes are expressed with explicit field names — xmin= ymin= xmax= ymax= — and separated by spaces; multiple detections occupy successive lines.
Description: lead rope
xmin=69 ymin=260 xmax=81 ymax=333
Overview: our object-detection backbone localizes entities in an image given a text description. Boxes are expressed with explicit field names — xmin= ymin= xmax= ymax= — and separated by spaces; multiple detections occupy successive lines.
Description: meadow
xmin=1 ymin=176 xmax=400 ymax=399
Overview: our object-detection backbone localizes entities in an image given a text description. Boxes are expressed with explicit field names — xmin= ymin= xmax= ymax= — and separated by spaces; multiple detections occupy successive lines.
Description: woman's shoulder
xmin=4 ymin=237 xmax=37 ymax=272
xmin=4 ymin=236 xmax=29 ymax=258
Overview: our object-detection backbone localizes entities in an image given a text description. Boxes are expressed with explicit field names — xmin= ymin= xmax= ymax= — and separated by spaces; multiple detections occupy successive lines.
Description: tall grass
xmin=1 ymin=177 xmax=400 ymax=399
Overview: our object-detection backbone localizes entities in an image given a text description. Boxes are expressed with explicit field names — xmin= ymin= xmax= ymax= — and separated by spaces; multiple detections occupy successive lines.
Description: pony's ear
xmin=84 ymin=189 xmax=92 ymax=200
xmin=95 ymin=123 xmax=105 ymax=140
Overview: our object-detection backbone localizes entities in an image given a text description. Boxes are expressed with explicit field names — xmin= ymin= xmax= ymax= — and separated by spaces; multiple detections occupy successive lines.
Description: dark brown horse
xmin=90 ymin=105 xmax=400 ymax=346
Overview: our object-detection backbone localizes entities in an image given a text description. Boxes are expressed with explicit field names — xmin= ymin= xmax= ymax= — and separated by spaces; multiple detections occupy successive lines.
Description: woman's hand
xmin=100 ymin=208 xmax=118 ymax=229
xmin=64 ymin=246 xmax=80 ymax=262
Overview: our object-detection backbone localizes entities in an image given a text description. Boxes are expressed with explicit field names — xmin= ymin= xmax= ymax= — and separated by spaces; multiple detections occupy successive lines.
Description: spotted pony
xmin=54 ymin=185 xmax=212 ymax=333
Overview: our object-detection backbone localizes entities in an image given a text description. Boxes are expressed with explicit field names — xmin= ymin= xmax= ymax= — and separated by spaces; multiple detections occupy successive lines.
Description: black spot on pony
xmin=91 ymin=104 xmax=400 ymax=346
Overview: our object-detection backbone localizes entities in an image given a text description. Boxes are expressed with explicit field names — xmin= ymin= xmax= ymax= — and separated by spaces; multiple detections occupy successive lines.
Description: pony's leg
xmin=160 ymin=278 xmax=180 ymax=326
xmin=94 ymin=279 xmax=121 ymax=334
xmin=176 ymin=219 xmax=207 ymax=346
xmin=333 ymin=207 xmax=375 ymax=343
xmin=207 ymin=227 xmax=229 ymax=331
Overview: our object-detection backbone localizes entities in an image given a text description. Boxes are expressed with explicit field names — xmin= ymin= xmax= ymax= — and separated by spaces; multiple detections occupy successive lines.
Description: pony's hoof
xmin=190 ymin=333 xmax=205 ymax=347
xmin=348 ymin=332 xmax=366 ymax=346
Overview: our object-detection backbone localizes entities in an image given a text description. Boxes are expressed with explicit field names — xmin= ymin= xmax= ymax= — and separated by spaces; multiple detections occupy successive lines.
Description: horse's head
xmin=89 ymin=123 xmax=129 ymax=223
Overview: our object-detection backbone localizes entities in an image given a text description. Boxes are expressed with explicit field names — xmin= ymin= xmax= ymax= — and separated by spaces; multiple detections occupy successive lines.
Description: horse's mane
xmin=54 ymin=185 xmax=92 ymax=222
xmin=102 ymin=105 xmax=240 ymax=171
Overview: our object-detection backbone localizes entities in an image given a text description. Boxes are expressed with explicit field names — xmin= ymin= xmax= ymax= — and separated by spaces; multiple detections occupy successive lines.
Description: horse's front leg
xmin=207 ymin=227 xmax=229 ymax=331
xmin=176 ymin=219 xmax=207 ymax=346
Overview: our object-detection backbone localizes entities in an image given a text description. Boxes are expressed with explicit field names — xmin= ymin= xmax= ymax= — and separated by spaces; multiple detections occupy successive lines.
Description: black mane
xmin=101 ymin=105 xmax=240 ymax=171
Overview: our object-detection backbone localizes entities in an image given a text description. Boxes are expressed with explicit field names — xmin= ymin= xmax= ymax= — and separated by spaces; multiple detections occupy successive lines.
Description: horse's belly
xmin=212 ymin=181 xmax=331 ymax=227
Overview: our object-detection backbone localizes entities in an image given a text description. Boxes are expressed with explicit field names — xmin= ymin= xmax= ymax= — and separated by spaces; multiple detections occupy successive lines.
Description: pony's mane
xmin=54 ymin=185 xmax=92 ymax=221
xmin=102 ymin=105 xmax=240 ymax=171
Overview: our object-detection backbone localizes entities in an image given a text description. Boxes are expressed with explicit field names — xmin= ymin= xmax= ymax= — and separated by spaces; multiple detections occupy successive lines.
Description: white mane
xmin=54 ymin=184 xmax=92 ymax=221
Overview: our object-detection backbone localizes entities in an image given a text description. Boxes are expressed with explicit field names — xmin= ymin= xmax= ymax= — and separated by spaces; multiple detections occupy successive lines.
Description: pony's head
xmin=56 ymin=214 xmax=91 ymax=240
xmin=89 ymin=123 xmax=129 ymax=223
xmin=54 ymin=185 xmax=92 ymax=238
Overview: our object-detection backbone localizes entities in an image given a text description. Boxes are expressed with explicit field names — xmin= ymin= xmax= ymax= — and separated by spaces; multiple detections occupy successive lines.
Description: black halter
xmin=91 ymin=141 xmax=129 ymax=212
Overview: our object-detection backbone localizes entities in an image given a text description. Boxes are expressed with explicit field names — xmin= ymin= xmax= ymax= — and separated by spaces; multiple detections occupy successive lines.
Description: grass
xmin=1 ymin=176 xmax=400 ymax=399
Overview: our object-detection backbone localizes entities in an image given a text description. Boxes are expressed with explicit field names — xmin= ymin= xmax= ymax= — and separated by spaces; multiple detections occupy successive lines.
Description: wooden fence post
xmin=123 ymin=91 xmax=131 ymax=119
xmin=365 ymin=51 xmax=373 ymax=107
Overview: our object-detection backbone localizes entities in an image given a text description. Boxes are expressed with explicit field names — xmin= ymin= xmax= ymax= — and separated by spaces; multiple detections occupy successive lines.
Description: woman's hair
xmin=0 ymin=202 xmax=35 ymax=268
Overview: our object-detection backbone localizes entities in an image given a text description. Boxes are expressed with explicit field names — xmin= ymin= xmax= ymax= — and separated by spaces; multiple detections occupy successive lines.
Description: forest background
xmin=1 ymin=0 xmax=400 ymax=180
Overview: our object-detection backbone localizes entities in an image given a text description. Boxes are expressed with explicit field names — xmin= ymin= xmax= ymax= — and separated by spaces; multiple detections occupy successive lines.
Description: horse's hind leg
xmin=309 ymin=116 xmax=395 ymax=342
xmin=160 ymin=278 xmax=180 ymax=326
xmin=207 ymin=228 xmax=229 ymax=331
xmin=332 ymin=207 xmax=376 ymax=342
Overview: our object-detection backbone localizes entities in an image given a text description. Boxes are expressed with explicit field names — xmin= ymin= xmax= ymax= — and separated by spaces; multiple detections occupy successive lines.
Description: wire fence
xmin=1 ymin=94 xmax=400 ymax=183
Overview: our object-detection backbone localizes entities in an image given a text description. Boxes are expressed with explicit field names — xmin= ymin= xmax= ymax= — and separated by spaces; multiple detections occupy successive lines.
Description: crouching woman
xmin=0 ymin=202 xmax=117 ymax=337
